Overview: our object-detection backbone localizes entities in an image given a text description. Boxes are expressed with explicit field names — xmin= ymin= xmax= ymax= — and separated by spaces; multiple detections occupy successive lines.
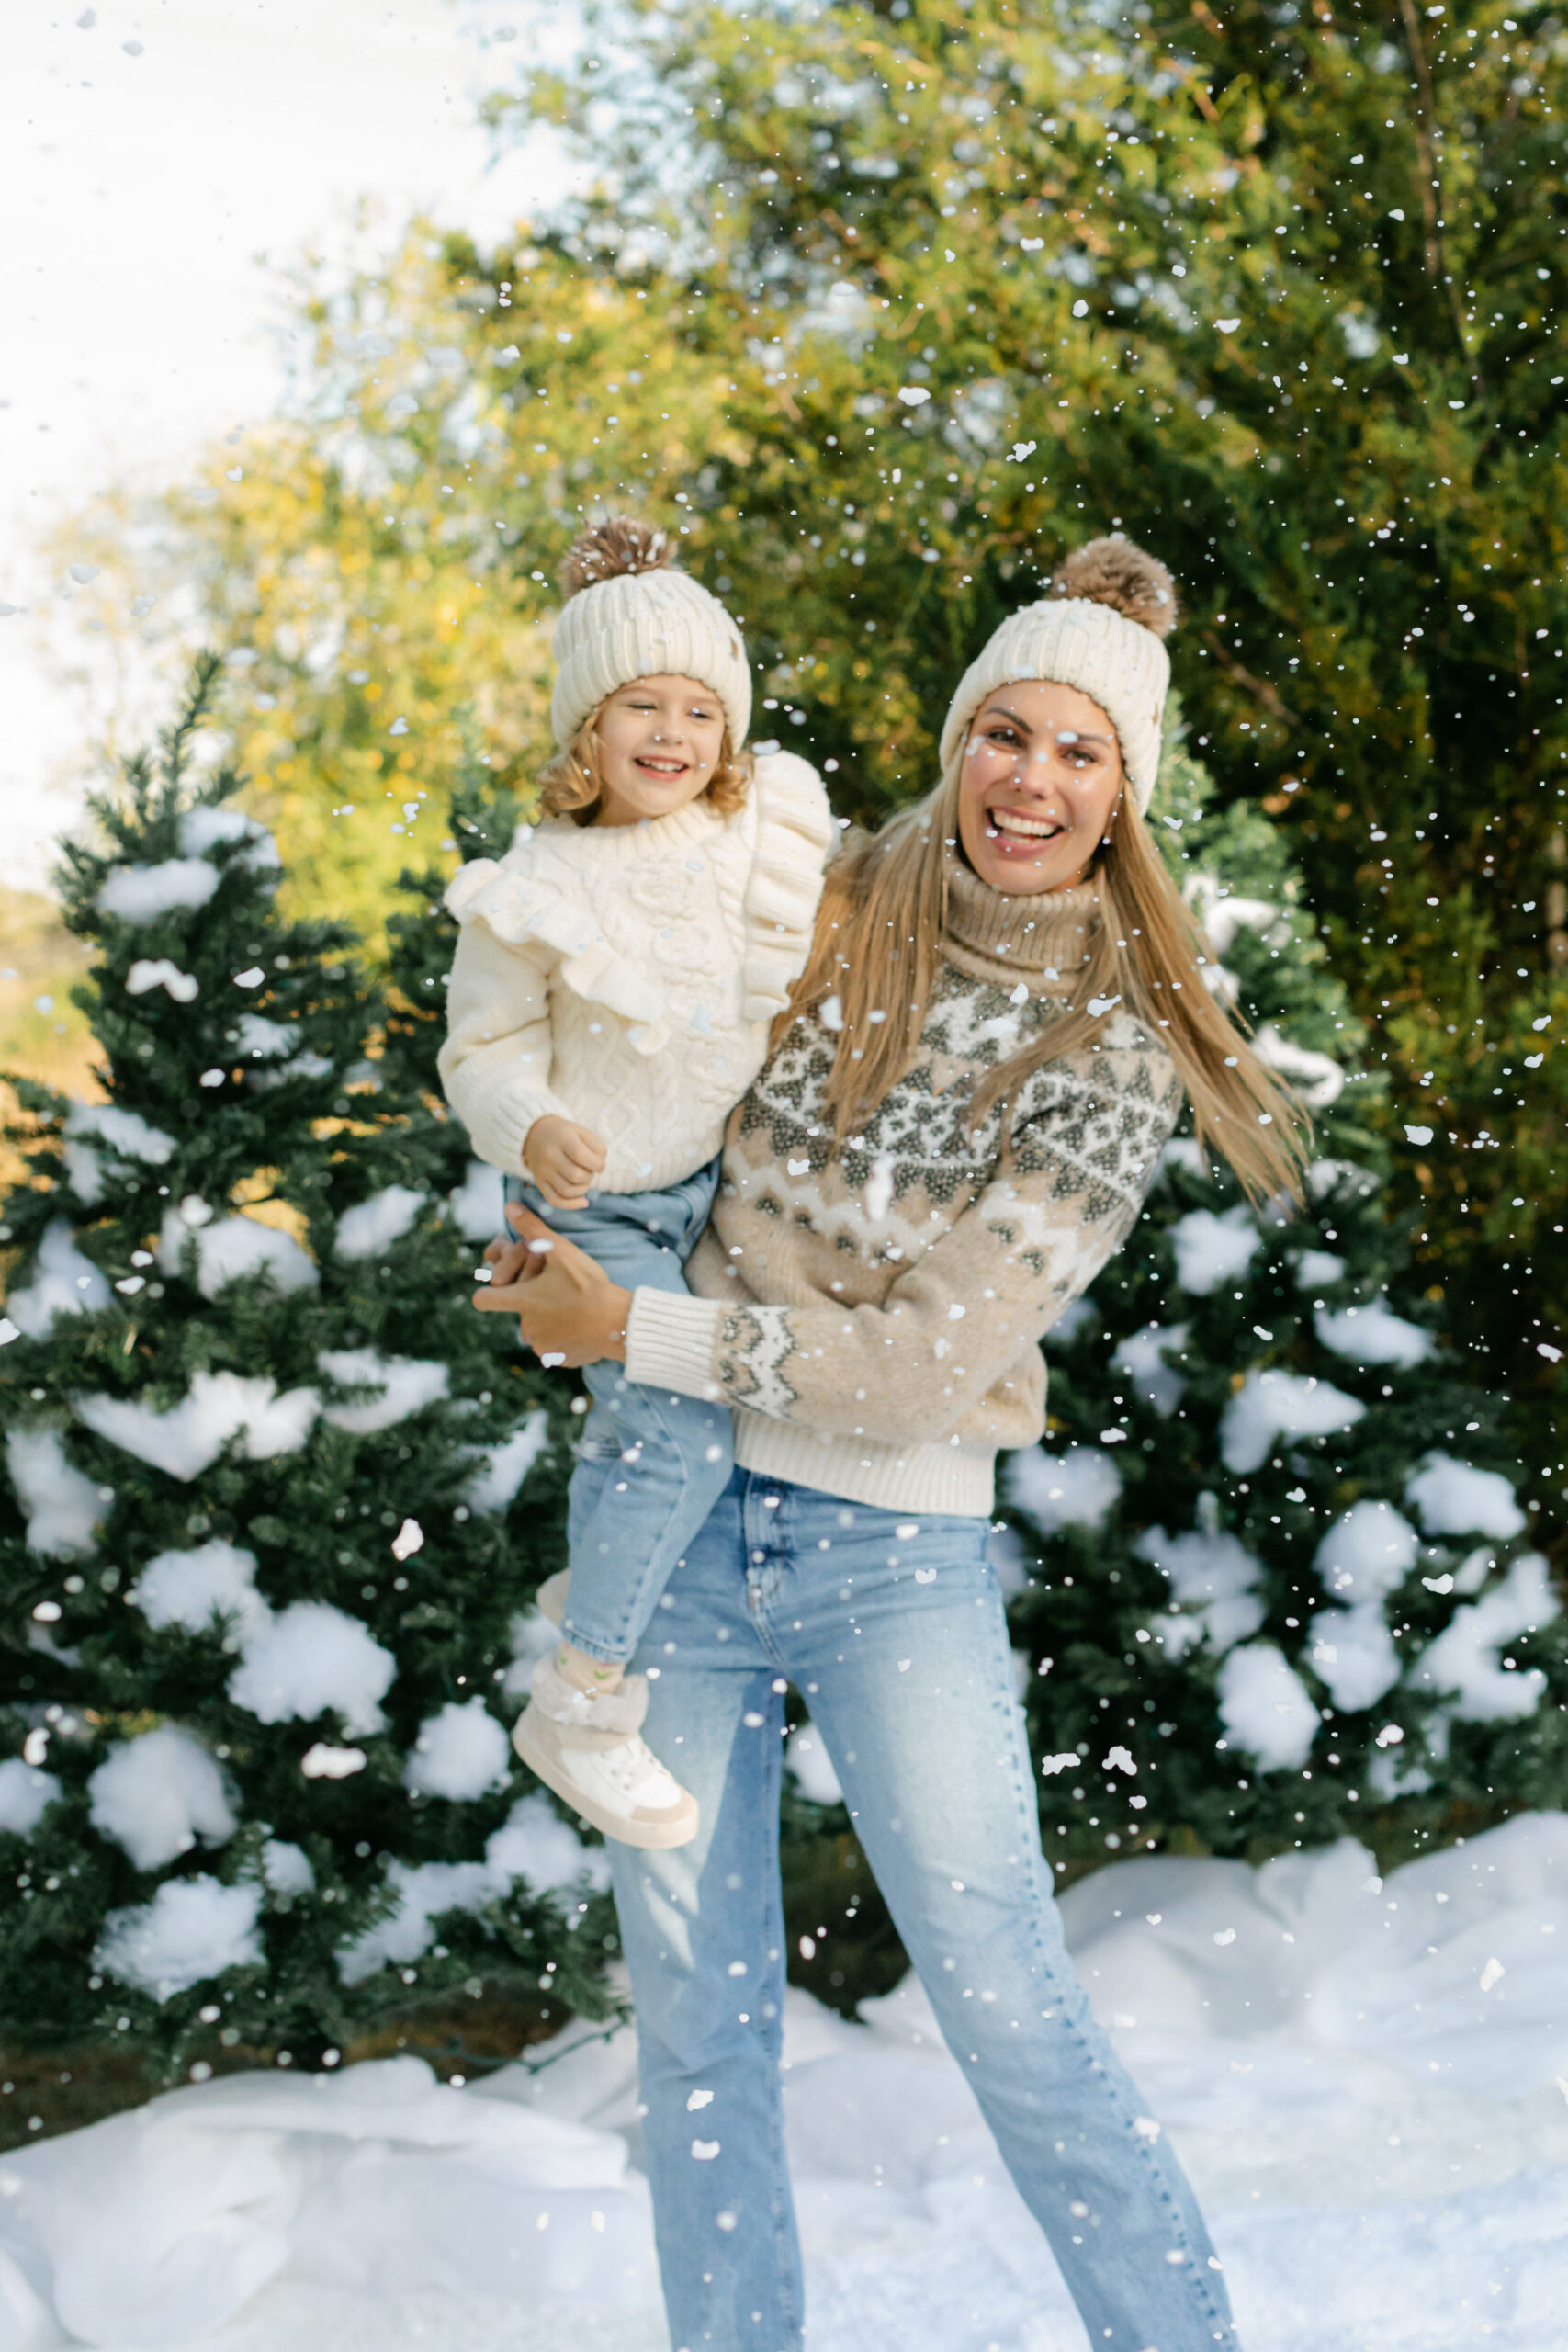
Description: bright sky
xmin=1 ymin=0 xmax=577 ymax=893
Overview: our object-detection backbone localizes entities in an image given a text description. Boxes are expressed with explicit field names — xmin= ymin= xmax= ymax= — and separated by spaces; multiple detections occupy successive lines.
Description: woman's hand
xmin=476 ymin=1203 xmax=631 ymax=1367
xmin=523 ymin=1114 xmax=607 ymax=1210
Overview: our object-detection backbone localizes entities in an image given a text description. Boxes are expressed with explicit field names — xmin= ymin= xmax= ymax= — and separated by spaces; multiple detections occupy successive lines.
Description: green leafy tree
xmin=37 ymin=0 xmax=1564 ymax=2016
xmin=0 ymin=666 xmax=612 ymax=2081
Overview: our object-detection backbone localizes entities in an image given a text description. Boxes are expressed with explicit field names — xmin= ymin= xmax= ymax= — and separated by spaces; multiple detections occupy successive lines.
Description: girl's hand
xmin=476 ymin=1204 xmax=632 ymax=1367
xmin=523 ymin=1114 xmax=608 ymax=1210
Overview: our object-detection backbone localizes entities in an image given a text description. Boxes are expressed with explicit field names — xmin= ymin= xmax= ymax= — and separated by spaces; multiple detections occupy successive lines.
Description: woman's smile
xmin=958 ymin=677 xmax=1123 ymax=892
xmin=984 ymin=801 xmax=1068 ymax=849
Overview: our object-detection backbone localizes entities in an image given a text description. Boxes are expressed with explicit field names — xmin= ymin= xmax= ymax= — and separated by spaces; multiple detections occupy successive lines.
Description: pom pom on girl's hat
xmin=549 ymin=516 xmax=753 ymax=750
xmin=937 ymin=534 xmax=1179 ymax=815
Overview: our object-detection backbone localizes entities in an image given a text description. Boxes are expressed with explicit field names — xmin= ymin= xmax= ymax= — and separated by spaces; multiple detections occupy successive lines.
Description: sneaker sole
xmin=513 ymin=1713 xmax=699 ymax=1850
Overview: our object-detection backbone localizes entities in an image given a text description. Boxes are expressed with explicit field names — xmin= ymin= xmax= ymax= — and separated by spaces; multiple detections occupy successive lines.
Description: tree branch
xmin=1395 ymin=0 xmax=1481 ymax=390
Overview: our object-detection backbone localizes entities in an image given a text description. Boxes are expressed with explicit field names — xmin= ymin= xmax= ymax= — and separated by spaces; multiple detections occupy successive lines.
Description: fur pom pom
xmin=559 ymin=515 xmax=675 ymax=599
xmin=1049 ymin=534 xmax=1178 ymax=638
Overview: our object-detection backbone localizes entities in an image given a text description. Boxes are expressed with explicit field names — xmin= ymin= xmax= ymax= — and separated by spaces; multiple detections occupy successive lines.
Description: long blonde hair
xmin=773 ymin=760 xmax=1309 ymax=1206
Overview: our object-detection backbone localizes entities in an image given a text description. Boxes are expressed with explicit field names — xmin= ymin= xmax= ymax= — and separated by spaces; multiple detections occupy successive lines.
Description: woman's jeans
xmin=609 ymin=1469 xmax=1237 ymax=2352
xmin=504 ymin=1160 xmax=731 ymax=1667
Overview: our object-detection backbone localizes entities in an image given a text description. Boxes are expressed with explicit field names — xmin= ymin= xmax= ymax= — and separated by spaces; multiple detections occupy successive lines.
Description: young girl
xmin=438 ymin=517 xmax=832 ymax=1848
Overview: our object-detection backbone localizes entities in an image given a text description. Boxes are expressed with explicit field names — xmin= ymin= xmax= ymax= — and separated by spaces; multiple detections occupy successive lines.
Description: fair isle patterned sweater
xmin=624 ymin=862 xmax=1184 ymax=1518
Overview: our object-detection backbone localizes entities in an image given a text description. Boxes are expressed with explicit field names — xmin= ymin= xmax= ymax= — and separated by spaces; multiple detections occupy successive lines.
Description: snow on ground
xmin=2 ymin=1814 xmax=1565 ymax=2352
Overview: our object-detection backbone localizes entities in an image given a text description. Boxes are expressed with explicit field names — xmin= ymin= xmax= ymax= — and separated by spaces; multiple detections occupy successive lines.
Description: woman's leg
xmin=608 ymin=1470 xmax=805 ymax=2352
xmin=752 ymin=1480 xmax=1237 ymax=2352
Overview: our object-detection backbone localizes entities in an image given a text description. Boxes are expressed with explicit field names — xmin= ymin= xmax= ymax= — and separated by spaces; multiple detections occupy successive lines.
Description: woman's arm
xmin=627 ymin=1163 xmax=1143 ymax=1446
xmin=437 ymin=921 xmax=570 ymax=1174
xmin=482 ymin=1069 xmax=1179 ymax=1439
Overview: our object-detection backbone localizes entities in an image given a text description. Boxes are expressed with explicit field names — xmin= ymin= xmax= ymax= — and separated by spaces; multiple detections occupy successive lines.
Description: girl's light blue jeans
xmin=609 ymin=1468 xmax=1237 ymax=2352
xmin=504 ymin=1160 xmax=732 ymax=1667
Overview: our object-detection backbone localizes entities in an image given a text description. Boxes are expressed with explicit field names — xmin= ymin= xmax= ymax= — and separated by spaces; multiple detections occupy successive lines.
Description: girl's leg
xmin=609 ymin=1471 xmax=805 ymax=2352
xmin=752 ymin=1482 xmax=1236 ymax=2352
xmin=509 ymin=1165 xmax=732 ymax=1668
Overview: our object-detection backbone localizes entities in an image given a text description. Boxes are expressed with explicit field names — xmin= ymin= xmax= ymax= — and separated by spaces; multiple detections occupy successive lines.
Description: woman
xmin=480 ymin=535 xmax=1304 ymax=2352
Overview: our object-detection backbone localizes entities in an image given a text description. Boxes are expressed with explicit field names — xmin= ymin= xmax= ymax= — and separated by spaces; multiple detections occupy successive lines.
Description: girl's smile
xmin=592 ymin=674 xmax=727 ymax=826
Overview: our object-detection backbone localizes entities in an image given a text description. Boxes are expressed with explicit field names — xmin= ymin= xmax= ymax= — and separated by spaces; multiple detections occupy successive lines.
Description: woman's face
xmin=592 ymin=674 xmax=727 ymax=827
xmin=956 ymin=679 xmax=1124 ymax=894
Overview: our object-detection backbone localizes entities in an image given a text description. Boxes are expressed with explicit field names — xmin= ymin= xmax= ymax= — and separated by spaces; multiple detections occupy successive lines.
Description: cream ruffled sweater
xmin=438 ymin=752 xmax=834 ymax=1193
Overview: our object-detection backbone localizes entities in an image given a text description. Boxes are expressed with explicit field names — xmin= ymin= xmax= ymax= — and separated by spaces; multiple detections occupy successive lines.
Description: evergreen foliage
xmin=0 ymin=667 xmax=612 ymax=2076
xmin=15 ymin=0 xmax=1566 ymax=2050
xmin=65 ymin=0 xmax=1561 ymax=1527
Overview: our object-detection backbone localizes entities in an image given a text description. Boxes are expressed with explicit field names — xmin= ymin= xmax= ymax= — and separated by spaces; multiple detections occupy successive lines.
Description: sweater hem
xmin=731 ymin=1415 xmax=996 ymax=1520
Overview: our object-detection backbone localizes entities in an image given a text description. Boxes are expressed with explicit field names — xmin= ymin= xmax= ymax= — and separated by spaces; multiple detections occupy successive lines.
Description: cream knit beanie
xmin=937 ymin=537 xmax=1178 ymax=813
xmin=548 ymin=517 xmax=752 ymax=750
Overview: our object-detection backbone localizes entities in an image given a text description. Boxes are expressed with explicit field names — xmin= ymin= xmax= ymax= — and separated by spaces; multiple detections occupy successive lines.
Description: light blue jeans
xmin=504 ymin=1160 xmax=732 ymax=1667
xmin=610 ymin=1468 xmax=1237 ymax=2352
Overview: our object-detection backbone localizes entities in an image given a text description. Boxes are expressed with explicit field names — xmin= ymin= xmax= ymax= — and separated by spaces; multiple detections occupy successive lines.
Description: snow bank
xmin=334 ymin=1185 xmax=426 ymax=1261
xmin=75 ymin=1369 xmax=320 ymax=1480
xmin=228 ymin=1601 xmax=396 ymax=1736
xmin=5 ymin=1427 xmax=107 ymax=1556
xmin=6 ymin=1813 xmax=1566 ymax=2352
xmin=5 ymin=1219 xmax=111 ymax=1338
xmin=1006 ymin=1442 xmax=1122 ymax=1533
xmin=86 ymin=1725 xmax=236 ymax=1871
xmin=1220 ymin=1369 xmax=1365 ymax=1475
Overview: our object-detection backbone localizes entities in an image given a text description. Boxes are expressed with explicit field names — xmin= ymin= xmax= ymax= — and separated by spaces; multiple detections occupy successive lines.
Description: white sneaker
xmin=535 ymin=1568 xmax=570 ymax=1629
xmin=513 ymin=1653 xmax=698 ymax=1849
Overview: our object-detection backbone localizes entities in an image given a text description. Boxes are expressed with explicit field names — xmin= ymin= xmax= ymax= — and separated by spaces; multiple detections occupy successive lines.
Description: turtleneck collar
xmin=942 ymin=854 xmax=1100 ymax=979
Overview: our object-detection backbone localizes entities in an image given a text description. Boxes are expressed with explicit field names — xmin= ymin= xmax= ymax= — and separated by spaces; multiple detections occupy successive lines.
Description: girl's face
xmin=591 ymin=674 xmax=728 ymax=827
xmin=956 ymin=679 xmax=1124 ymax=894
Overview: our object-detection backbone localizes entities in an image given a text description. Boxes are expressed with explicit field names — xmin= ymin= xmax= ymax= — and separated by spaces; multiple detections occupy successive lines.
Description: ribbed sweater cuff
xmin=625 ymin=1289 xmax=727 ymax=1400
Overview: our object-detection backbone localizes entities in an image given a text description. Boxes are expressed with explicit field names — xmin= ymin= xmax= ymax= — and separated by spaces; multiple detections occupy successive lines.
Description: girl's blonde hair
xmin=773 ymin=759 xmax=1310 ymax=1207
xmin=538 ymin=707 xmax=752 ymax=826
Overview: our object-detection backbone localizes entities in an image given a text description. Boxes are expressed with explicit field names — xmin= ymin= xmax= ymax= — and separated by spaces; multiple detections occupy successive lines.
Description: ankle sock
xmin=555 ymin=1641 xmax=626 ymax=1697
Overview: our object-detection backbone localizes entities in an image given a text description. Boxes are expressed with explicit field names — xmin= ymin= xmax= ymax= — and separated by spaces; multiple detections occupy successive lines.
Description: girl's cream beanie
xmin=549 ymin=517 xmax=752 ymax=750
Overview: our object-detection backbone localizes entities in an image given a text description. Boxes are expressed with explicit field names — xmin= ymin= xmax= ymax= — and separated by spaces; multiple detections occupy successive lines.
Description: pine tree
xmin=0 ymin=665 xmax=614 ymax=2081
xmin=1004 ymin=712 xmax=1565 ymax=1882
